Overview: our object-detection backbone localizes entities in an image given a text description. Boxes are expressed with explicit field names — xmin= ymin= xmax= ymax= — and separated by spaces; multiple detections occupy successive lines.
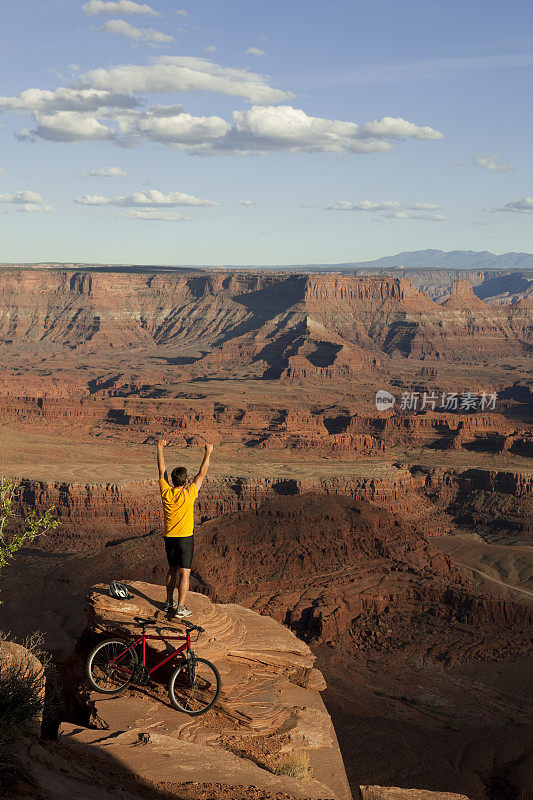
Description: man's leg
xmin=177 ymin=568 xmax=191 ymax=608
xmin=166 ymin=565 xmax=178 ymax=604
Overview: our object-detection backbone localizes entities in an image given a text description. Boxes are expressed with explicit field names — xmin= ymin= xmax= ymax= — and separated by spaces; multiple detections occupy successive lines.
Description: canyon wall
xmin=13 ymin=463 xmax=531 ymax=554
xmin=0 ymin=393 xmax=529 ymax=455
xmin=0 ymin=270 xmax=530 ymax=389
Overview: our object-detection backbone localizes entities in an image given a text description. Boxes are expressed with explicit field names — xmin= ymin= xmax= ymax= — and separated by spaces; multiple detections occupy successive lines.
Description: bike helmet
xmin=109 ymin=582 xmax=130 ymax=600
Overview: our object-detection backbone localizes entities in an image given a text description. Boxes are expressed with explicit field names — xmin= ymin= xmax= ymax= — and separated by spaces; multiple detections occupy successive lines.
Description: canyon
xmin=1 ymin=266 xmax=531 ymax=800
xmin=0 ymin=269 xmax=531 ymax=391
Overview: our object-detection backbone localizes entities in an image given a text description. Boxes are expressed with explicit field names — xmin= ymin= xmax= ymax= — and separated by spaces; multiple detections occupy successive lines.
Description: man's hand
xmin=157 ymin=439 xmax=167 ymax=479
xmin=194 ymin=443 xmax=213 ymax=490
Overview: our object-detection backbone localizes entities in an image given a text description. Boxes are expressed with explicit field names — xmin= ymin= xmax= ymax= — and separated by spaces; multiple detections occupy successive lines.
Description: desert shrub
xmin=0 ymin=632 xmax=48 ymax=746
xmin=0 ymin=478 xmax=59 ymax=589
xmin=0 ymin=480 xmax=58 ymax=793
xmin=275 ymin=749 xmax=310 ymax=780
xmin=0 ymin=632 xmax=48 ymax=791
xmin=359 ymin=789 xmax=394 ymax=800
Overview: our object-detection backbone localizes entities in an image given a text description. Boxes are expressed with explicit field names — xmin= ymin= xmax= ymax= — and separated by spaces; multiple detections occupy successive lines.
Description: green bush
xmin=0 ymin=480 xmax=58 ymax=793
xmin=0 ymin=478 xmax=59 ymax=589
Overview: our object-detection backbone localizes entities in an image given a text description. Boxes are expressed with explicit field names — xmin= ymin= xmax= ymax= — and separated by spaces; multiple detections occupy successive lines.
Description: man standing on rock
xmin=157 ymin=439 xmax=213 ymax=617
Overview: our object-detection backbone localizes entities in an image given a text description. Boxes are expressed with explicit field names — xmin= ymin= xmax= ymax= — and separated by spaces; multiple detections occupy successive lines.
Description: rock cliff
xmin=12 ymin=458 xmax=531 ymax=555
xmin=0 ymin=269 xmax=530 ymax=392
xmin=440 ymin=280 xmax=487 ymax=311
xmin=82 ymin=582 xmax=352 ymax=800
xmin=8 ymin=616 xmax=471 ymax=800
xmin=4 ymin=485 xmax=530 ymax=799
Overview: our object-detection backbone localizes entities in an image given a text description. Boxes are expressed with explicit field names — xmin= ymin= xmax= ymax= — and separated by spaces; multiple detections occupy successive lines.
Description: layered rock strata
xmin=80 ymin=581 xmax=351 ymax=800
xmin=12 ymin=461 xmax=531 ymax=554
xmin=0 ymin=270 xmax=530 ymax=388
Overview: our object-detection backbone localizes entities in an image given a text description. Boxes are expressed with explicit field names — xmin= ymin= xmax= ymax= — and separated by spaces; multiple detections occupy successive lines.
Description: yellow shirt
xmin=159 ymin=478 xmax=198 ymax=538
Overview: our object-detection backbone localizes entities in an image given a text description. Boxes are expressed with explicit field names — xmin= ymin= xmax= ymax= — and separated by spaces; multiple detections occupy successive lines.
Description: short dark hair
xmin=171 ymin=466 xmax=188 ymax=487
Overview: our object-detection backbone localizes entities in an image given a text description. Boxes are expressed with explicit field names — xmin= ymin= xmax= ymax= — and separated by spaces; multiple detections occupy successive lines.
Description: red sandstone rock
xmin=359 ymin=787 xmax=469 ymax=800
xmin=0 ymin=270 xmax=530 ymax=392
xmin=440 ymin=280 xmax=487 ymax=311
xmin=80 ymin=581 xmax=351 ymax=800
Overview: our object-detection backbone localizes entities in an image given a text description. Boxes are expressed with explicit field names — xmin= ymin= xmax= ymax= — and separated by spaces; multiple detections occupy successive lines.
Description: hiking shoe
xmin=164 ymin=600 xmax=178 ymax=614
xmin=175 ymin=605 xmax=193 ymax=618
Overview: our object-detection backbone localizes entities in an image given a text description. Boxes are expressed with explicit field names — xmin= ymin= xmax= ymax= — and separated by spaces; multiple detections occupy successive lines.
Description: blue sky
xmin=0 ymin=0 xmax=532 ymax=265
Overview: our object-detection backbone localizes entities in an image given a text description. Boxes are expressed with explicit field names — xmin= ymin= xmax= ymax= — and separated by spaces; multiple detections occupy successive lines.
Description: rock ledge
xmin=80 ymin=581 xmax=351 ymax=800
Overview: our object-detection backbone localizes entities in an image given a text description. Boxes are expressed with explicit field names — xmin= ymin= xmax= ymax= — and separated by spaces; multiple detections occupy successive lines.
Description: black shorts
xmin=164 ymin=536 xmax=194 ymax=569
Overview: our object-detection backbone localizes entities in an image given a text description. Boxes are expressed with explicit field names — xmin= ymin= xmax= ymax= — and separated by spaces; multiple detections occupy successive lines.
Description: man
xmin=157 ymin=439 xmax=213 ymax=617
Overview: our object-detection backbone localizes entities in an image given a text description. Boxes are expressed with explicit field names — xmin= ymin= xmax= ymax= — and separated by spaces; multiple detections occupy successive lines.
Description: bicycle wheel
xmin=87 ymin=639 xmax=138 ymax=693
xmin=169 ymin=656 xmax=221 ymax=715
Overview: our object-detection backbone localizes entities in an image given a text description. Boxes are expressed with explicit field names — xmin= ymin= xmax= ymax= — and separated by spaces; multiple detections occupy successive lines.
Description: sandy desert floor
xmin=2 ymin=425 xmax=532 ymax=484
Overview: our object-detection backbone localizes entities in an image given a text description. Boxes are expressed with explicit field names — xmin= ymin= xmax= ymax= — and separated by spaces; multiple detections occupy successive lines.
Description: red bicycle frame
xmin=109 ymin=629 xmax=193 ymax=677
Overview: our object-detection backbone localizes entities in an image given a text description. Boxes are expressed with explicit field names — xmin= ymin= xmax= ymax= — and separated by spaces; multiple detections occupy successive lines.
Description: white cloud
xmin=15 ymin=128 xmax=35 ymax=142
xmin=207 ymin=106 xmax=443 ymax=154
xmin=76 ymin=194 xmax=110 ymax=205
xmin=75 ymin=188 xmax=216 ymax=207
xmin=82 ymin=0 xmax=159 ymax=17
xmin=240 ymin=199 xmax=259 ymax=206
xmin=19 ymin=203 xmax=55 ymax=213
xmin=0 ymin=87 xmax=139 ymax=115
xmin=451 ymin=160 xmax=465 ymax=166
xmin=0 ymin=190 xmax=53 ymax=212
xmin=381 ymin=211 xmax=447 ymax=221
xmin=79 ymin=56 xmax=292 ymax=104
xmin=101 ymin=19 xmax=173 ymax=43
xmin=326 ymin=199 xmax=446 ymax=221
xmin=11 ymin=100 xmax=443 ymax=153
xmin=87 ymin=166 xmax=127 ymax=176
xmin=175 ymin=9 xmax=188 ymax=16
xmin=245 ymin=47 xmax=266 ymax=56
xmin=123 ymin=108 xmax=230 ymax=144
xmin=359 ymin=116 xmax=442 ymax=140
xmin=33 ymin=111 xmax=115 ymax=141
xmin=490 ymin=197 xmax=533 ymax=213
xmin=204 ymin=45 xmax=216 ymax=53
xmin=327 ymin=200 xmax=441 ymax=211
xmin=473 ymin=153 xmax=510 ymax=172
xmin=0 ymin=190 xmax=44 ymax=204
xmin=5 ymin=92 xmax=443 ymax=153
xmin=122 ymin=209 xmax=191 ymax=220
xmin=1 ymin=55 xmax=443 ymax=156
xmin=135 ymin=103 xmax=185 ymax=117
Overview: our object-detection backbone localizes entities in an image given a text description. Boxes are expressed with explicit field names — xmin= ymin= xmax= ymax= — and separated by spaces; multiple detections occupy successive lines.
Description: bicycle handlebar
xmin=133 ymin=616 xmax=205 ymax=634
xmin=184 ymin=621 xmax=205 ymax=633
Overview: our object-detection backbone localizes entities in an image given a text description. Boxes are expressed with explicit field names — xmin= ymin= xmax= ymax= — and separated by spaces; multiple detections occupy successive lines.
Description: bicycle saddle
xmin=134 ymin=616 xmax=157 ymax=626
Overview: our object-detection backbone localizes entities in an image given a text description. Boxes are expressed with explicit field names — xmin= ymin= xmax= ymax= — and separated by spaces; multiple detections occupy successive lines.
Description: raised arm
xmin=193 ymin=443 xmax=213 ymax=490
xmin=157 ymin=439 xmax=168 ymax=480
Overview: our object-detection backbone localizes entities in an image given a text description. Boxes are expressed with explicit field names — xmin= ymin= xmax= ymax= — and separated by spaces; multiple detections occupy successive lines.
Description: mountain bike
xmin=86 ymin=616 xmax=221 ymax=716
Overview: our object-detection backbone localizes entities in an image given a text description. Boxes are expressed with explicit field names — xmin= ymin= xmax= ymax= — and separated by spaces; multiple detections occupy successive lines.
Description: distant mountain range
xmin=3 ymin=249 xmax=533 ymax=272
xmin=244 ymin=250 xmax=533 ymax=302
xmin=289 ymin=250 xmax=533 ymax=272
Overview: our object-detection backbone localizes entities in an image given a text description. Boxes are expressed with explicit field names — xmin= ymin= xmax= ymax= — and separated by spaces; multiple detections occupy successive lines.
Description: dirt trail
xmin=454 ymin=560 xmax=533 ymax=599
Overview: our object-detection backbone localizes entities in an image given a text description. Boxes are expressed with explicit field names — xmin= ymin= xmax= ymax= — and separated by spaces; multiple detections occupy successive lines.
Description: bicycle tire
xmin=169 ymin=656 xmax=221 ymax=715
xmin=86 ymin=638 xmax=138 ymax=694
